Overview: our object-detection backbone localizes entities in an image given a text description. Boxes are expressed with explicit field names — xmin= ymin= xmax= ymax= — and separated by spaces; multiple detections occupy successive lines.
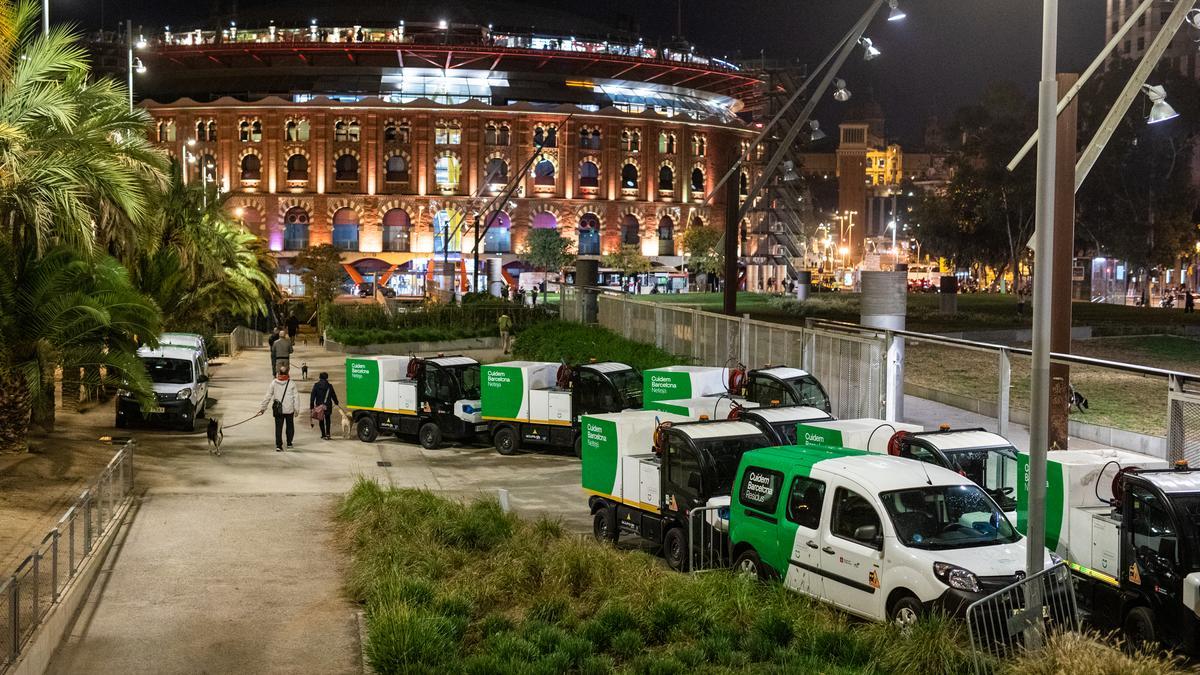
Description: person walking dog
xmin=498 ymin=312 xmax=513 ymax=354
xmin=260 ymin=364 xmax=298 ymax=451
xmin=310 ymin=372 xmax=339 ymax=440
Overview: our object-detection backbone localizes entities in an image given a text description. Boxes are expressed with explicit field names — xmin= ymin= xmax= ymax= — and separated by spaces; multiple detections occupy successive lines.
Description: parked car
xmin=116 ymin=345 xmax=209 ymax=431
xmin=159 ymin=332 xmax=209 ymax=376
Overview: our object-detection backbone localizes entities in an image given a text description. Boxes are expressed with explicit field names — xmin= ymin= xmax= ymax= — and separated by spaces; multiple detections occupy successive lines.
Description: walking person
xmin=268 ymin=326 xmax=282 ymax=369
xmin=259 ymin=365 xmax=299 ymax=451
xmin=309 ymin=372 xmax=339 ymax=440
xmin=1186 ymin=287 xmax=1196 ymax=314
xmin=498 ymin=312 xmax=513 ymax=354
xmin=286 ymin=313 xmax=301 ymax=340
xmin=271 ymin=329 xmax=292 ymax=372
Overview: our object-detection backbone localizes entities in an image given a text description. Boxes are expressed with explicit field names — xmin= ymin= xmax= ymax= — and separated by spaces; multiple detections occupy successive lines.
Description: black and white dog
xmin=1068 ymin=385 xmax=1089 ymax=414
xmin=206 ymin=418 xmax=224 ymax=455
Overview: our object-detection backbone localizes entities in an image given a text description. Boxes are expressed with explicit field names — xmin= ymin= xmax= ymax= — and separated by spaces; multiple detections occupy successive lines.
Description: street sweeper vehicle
xmin=1016 ymin=448 xmax=1200 ymax=652
xmin=581 ymin=411 xmax=772 ymax=570
xmin=482 ymin=360 xmax=643 ymax=455
xmin=643 ymin=364 xmax=832 ymax=415
xmin=346 ymin=355 xmax=483 ymax=448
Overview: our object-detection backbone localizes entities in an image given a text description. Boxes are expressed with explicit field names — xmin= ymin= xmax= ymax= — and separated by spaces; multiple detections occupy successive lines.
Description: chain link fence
xmin=0 ymin=441 xmax=135 ymax=672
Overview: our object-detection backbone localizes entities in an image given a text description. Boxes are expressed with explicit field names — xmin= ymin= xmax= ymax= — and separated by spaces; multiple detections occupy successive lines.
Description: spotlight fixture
xmin=860 ymin=37 xmax=881 ymax=61
xmin=887 ymin=0 xmax=906 ymax=22
xmin=808 ymin=120 xmax=827 ymax=142
xmin=833 ymin=79 xmax=851 ymax=102
xmin=782 ymin=160 xmax=800 ymax=182
xmin=1143 ymin=84 xmax=1179 ymax=124
xmin=1186 ymin=8 xmax=1200 ymax=30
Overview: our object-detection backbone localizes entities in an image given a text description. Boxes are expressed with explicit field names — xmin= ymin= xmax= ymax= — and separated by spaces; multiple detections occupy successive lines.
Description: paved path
xmin=48 ymin=342 xmax=588 ymax=675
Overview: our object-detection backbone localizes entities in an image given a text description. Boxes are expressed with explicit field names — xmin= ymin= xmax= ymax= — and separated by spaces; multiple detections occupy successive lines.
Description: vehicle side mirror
xmin=854 ymin=524 xmax=880 ymax=546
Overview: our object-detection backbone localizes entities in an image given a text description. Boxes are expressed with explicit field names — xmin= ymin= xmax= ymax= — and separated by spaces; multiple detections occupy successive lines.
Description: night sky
xmin=60 ymin=0 xmax=1107 ymax=146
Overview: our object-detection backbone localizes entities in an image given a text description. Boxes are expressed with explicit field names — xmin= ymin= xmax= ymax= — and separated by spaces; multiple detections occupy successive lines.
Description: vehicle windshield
xmin=142 ymin=357 xmax=193 ymax=385
xmin=451 ymin=365 xmax=481 ymax=400
xmin=608 ymin=368 xmax=643 ymax=408
xmin=880 ymin=484 xmax=1021 ymax=551
xmin=1167 ymin=493 xmax=1200 ymax=570
xmin=696 ymin=434 xmax=770 ymax=495
xmin=943 ymin=446 xmax=1019 ymax=511
xmin=785 ymin=375 xmax=830 ymax=412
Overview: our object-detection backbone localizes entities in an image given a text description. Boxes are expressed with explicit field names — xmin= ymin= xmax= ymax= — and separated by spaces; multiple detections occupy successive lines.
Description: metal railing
xmin=0 ymin=441 xmax=136 ymax=671
xmin=687 ymin=506 xmax=731 ymax=573
xmin=965 ymin=562 xmax=1078 ymax=674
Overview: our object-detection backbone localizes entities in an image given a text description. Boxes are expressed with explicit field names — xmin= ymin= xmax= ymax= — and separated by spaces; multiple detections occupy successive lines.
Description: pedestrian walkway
xmin=904 ymin=395 xmax=1108 ymax=452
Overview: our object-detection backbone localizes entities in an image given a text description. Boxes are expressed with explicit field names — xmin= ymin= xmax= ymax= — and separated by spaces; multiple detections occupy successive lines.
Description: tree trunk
xmin=0 ymin=371 xmax=33 ymax=453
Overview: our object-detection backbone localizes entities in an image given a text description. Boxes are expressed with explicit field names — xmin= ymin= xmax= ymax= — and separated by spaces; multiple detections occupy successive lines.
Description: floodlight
xmin=887 ymin=0 xmax=906 ymax=22
xmin=808 ymin=120 xmax=827 ymax=142
xmin=438 ymin=19 xmax=449 ymax=30
xmin=1143 ymin=84 xmax=1179 ymax=124
xmin=833 ymin=79 xmax=851 ymax=102
xmin=860 ymin=37 xmax=881 ymax=61
xmin=1187 ymin=8 xmax=1200 ymax=30
xmin=782 ymin=160 xmax=800 ymax=182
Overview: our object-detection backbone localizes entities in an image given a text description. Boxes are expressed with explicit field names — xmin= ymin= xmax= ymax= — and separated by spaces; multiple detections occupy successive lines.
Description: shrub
xmin=512 ymin=320 xmax=689 ymax=371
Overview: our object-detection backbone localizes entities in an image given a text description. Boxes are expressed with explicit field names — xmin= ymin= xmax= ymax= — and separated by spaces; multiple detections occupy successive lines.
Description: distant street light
xmin=833 ymin=79 xmax=852 ymax=102
xmin=860 ymin=37 xmax=881 ymax=61
xmin=887 ymin=0 xmax=907 ymax=22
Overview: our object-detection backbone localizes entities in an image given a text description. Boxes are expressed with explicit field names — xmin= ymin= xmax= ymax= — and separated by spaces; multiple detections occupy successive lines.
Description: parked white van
xmin=728 ymin=444 xmax=1056 ymax=624
xmin=159 ymin=332 xmax=209 ymax=376
xmin=116 ymin=345 xmax=209 ymax=431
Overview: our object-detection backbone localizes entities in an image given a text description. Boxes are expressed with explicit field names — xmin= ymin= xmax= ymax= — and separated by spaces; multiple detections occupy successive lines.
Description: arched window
xmin=534 ymin=124 xmax=557 ymax=148
xmin=332 ymin=208 xmax=360 ymax=251
xmin=739 ymin=171 xmax=749 ymax=196
xmin=384 ymin=124 xmax=398 ymax=142
xmin=285 ymin=120 xmax=298 ymax=141
xmin=435 ymin=121 xmax=461 ymax=145
xmin=658 ymin=165 xmax=674 ymax=191
xmin=621 ymin=130 xmax=632 ymax=151
xmin=484 ymin=123 xmax=498 ymax=145
xmin=534 ymin=159 xmax=555 ymax=186
xmin=621 ymin=164 xmax=639 ymax=189
xmin=531 ymin=212 xmax=557 ymax=229
xmin=533 ymin=126 xmax=544 ymax=147
xmin=485 ymin=158 xmax=508 ymax=184
xmin=657 ymin=216 xmax=675 ymax=256
xmin=335 ymin=154 xmax=359 ymax=182
xmin=251 ymin=120 xmax=262 ymax=142
xmin=285 ymin=119 xmax=311 ymax=142
xmin=692 ymin=135 xmax=707 ymax=156
xmin=382 ymin=209 xmax=411 ymax=252
xmin=591 ymin=128 xmax=602 ymax=150
xmin=348 ymin=120 xmax=361 ymax=142
xmin=157 ymin=120 xmax=176 ymax=142
xmin=283 ymin=207 xmax=310 ymax=250
xmin=385 ymin=155 xmax=409 ymax=183
xmin=690 ymin=167 xmax=705 ymax=192
xmin=658 ymin=132 xmax=675 ymax=154
xmin=497 ymin=124 xmax=510 ymax=146
xmin=195 ymin=120 xmax=206 ymax=141
xmin=240 ymin=154 xmax=261 ymax=181
xmin=435 ymin=155 xmax=461 ymax=187
xmin=334 ymin=121 xmax=349 ymax=142
xmin=483 ymin=211 xmax=511 ymax=253
xmin=579 ymin=161 xmax=599 ymax=188
xmin=620 ymin=214 xmax=640 ymax=246
xmin=206 ymin=120 xmax=217 ymax=141
xmin=287 ymin=154 xmax=309 ymax=181
xmin=397 ymin=121 xmax=410 ymax=143
xmin=578 ymin=213 xmax=601 ymax=255
xmin=239 ymin=120 xmax=250 ymax=142
xmin=631 ymin=131 xmax=641 ymax=152
xmin=578 ymin=127 xmax=589 ymax=148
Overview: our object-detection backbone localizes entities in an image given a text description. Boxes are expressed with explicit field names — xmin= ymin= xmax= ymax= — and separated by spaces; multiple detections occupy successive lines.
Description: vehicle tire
xmin=494 ymin=427 xmax=519 ymax=456
xmin=733 ymin=549 xmax=768 ymax=581
xmin=592 ymin=506 xmax=618 ymax=544
xmin=889 ymin=594 xmax=923 ymax=628
xmin=1123 ymin=606 xmax=1156 ymax=648
xmin=356 ymin=416 xmax=378 ymax=443
xmin=663 ymin=527 xmax=689 ymax=572
xmin=418 ymin=422 xmax=443 ymax=449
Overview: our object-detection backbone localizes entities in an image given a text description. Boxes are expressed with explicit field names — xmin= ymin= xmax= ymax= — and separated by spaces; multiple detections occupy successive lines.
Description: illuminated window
xmin=578 ymin=213 xmax=601 ymax=255
xmin=621 ymin=163 xmax=639 ymax=189
xmin=283 ymin=207 xmax=309 ymax=249
xmin=658 ymin=132 xmax=676 ymax=154
xmin=285 ymin=119 xmax=311 ymax=142
xmin=382 ymin=209 xmax=411 ymax=252
xmin=435 ymin=155 xmax=461 ymax=187
xmin=534 ymin=158 xmax=556 ymax=186
xmin=435 ymin=121 xmax=462 ymax=145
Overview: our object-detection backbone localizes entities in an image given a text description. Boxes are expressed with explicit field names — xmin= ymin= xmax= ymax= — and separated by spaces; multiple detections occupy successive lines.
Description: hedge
xmin=326 ymin=302 xmax=552 ymax=334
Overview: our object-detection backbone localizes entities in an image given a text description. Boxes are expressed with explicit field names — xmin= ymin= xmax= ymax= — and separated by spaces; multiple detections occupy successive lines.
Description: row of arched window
xmin=275 ymin=205 xmax=684 ymax=256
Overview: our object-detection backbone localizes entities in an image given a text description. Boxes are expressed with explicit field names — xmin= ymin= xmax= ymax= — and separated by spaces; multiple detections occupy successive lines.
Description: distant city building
xmin=1106 ymin=0 xmax=1198 ymax=78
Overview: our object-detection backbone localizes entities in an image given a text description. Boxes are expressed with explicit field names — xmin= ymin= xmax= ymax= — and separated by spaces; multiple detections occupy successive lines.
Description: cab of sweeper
xmin=728 ymin=445 xmax=1057 ymax=625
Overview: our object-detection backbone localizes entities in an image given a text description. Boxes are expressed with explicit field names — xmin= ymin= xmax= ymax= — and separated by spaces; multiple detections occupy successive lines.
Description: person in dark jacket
xmin=310 ymin=372 xmax=340 ymax=440
xmin=286 ymin=314 xmax=301 ymax=340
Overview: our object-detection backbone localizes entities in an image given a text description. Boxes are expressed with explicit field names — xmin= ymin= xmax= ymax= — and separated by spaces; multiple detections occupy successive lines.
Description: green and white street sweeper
xmin=1014 ymin=448 xmax=1200 ymax=652
xmin=482 ymin=360 xmax=643 ymax=455
xmin=581 ymin=410 xmax=772 ymax=570
xmin=346 ymin=355 xmax=483 ymax=448
xmin=643 ymin=364 xmax=832 ymax=422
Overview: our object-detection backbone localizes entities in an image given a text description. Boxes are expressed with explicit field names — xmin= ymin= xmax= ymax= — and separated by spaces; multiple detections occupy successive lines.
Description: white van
xmin=160 ymin=332 xmax=209 ymax=376
xmin=116 ymin=345 xmax=209 ymax=431
xmin=728 ymin=445 xmax=1056 ymax=624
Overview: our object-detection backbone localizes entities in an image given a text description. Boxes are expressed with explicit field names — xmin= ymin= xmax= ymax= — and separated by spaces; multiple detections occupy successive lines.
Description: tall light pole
xmin=1026 ymin=0 xmax=1059 ymax=581
xmin=126 ymin=20 xmax=146 ymax=112
xmin=41 ymin=0 xmax=48 ymax=35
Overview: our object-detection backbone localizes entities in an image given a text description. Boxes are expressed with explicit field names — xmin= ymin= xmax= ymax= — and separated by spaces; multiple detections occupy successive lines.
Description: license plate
xmin=475 ymin=424 xmax=488 ymax=432
xmin=149 ymin=406 xmax=165 ymax=414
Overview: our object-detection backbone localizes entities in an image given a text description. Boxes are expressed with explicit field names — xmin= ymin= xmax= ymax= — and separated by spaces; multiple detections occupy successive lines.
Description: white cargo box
xmin=797 ymin=418 xmax=923 ymax=453
xmin=643 ymin=366 xmax=728 ymax=404
xmin=382 ymin=380 xmax=418 ymax=413
xmin=645 ymin=396 xmax=757 ymax=421
xmin=482 ymin=361 xmax=559 ymax=422
xmin=580 ymin=410 xmax=689 ymax=505
xmin=529 ymin=388 xmax=573 ymax=424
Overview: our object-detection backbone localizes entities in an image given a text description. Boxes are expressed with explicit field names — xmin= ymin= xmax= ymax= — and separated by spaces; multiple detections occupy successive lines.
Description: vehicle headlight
xmin=933 ymin=562 xmax=981 ymax=593
xmin=176 ymin=388 xmax=192 ymax=400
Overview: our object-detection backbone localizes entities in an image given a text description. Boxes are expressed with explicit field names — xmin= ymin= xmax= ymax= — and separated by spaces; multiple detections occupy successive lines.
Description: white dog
xmin=337 ymin=406 xmax=353 ymax=439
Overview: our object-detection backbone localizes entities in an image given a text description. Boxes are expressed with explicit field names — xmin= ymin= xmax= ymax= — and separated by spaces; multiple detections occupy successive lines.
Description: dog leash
xmin=222 ymin=412 xmax=264 ymax=430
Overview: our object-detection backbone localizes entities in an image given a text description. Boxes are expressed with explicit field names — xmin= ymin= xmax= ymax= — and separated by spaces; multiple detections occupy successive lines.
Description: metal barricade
xmin=965 ymin=562 xmax=1079 ymax=674
xmin=687 ymin=505 xmax=731 ymax=573
xmin=0 ymin=441 xmax=135 ymax=672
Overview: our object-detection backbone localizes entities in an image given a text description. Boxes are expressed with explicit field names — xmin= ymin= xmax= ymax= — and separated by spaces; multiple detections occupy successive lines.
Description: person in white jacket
xmin=260 ymin=364 xmax=299 ymax=451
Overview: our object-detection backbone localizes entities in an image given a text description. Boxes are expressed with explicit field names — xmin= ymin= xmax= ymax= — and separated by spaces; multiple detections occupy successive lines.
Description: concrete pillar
xmin=1049 ymin=73 xmax=1079 ymax=450
xmin=487 ymin=258 xmax=503 ymax=297
xmin=861 ymin=271 xmax=907 ymax=422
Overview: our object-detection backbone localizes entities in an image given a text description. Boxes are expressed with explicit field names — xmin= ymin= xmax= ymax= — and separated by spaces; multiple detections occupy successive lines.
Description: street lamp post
xmin=126 ymin=20 xmax=146 ymax=112
xmin=42 ymin=0 xmax=48 ymax=35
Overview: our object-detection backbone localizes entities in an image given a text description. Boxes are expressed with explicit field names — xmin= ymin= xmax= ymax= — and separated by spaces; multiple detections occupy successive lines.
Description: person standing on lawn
xmin=309 ymin=372 xmax=339 ymax=440
xmin=259 ymin=364 xmax=299 ymax=451
xmin=498 ymin=313 xmax=513 ymax=354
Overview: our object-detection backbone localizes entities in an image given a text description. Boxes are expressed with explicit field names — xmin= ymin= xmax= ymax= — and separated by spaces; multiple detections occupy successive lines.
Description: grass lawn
xmin=339 ymin=482 xmax=1184 ymax=675
xmin=640 ymin=292 xmax=1200 ymax=335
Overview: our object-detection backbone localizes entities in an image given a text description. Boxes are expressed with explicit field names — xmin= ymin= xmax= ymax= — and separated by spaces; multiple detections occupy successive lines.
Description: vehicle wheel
xmin=733 ymin=549 xmax=768 ymax=581
xmin=1123 ymin=606 xmax=1156 ymax=648
xmin=592 ymin=506 xmax=618 ymax=544
xmin=356 ymin=416 xmax=378 ymax=443
xmin=889 ymin=594 xmax=923 ymax=628
xmin=663 ymin=527 xmax=689 ymax=572
xmin=418 ymin=422 xmax=443 ymax=449
xmin=494 ymin=427 xmax=519 ymax=456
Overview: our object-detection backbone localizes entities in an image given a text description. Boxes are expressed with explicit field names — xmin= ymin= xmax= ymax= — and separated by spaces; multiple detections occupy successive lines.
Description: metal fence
xmin=687 ymin=506 xmax=731 ymax=573
xmin=965 ymin=562 xmax=1079 ymax=674
xmin=0 ymin=441 xmax=136 ymax=671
